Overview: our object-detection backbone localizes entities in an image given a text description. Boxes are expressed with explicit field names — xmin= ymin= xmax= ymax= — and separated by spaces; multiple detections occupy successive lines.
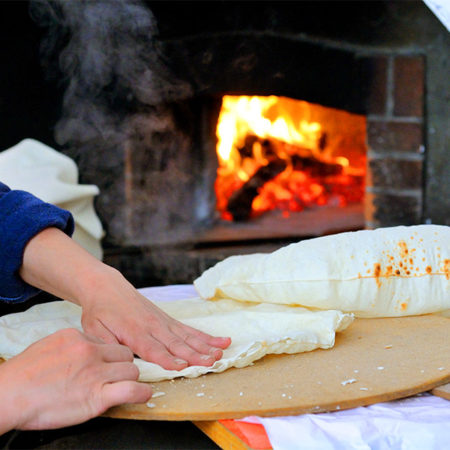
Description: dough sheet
xmin=0 ymin=295 xmax=353 ymax=382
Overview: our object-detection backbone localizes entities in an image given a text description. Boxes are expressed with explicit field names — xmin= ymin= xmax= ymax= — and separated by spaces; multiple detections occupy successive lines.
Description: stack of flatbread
xmin=0 ymin=225 xmax=448 ymax=382
xmin=195 ymin=224 xmax=450 ymax=318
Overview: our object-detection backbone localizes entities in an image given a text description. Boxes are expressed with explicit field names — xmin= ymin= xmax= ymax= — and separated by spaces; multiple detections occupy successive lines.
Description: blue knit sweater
xmin=0 ymin=182 xmax=74 ymax=302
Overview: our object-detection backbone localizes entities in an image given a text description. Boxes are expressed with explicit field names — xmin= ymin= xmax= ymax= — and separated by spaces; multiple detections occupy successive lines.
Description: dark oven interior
xmin=1 ymin=1 xmax=449 ymax=287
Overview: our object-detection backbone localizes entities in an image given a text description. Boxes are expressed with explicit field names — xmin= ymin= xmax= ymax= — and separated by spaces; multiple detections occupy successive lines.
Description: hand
xmin=79 ymin=265 xmax=231 ymax=371
xmin=19 ymin=228 xmax=231 ymax=371
xmin=0 ymin=328 xmax=151 ymax=434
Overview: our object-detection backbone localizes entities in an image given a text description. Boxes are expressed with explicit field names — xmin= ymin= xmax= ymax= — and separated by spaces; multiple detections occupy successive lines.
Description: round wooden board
xmin=104 ymin=315 xmax=450 ymax=421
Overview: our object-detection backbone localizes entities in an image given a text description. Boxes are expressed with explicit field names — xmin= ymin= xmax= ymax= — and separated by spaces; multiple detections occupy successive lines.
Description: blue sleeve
xmin=0 ymin=182 xmax=75 ymax=303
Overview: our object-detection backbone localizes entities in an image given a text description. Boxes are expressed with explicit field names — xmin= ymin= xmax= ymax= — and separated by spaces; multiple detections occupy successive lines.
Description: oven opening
xmin=215 ymin=95 xmax=366 ymax=224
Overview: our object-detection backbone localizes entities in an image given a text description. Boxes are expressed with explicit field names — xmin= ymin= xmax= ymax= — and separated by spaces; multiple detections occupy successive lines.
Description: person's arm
xmin=0 ymin=328 xmax=151 ymax=434
xmin=0 ymin=182 xmax=74 ymax=303
xmin=19 ymin=227 xmax=231 ymax=370
xmin=0 ymin=184 xmax=151 ymax=435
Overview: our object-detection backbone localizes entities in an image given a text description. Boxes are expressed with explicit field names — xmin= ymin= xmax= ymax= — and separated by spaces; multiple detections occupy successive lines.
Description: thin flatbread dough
xmin=0 ymin=296 xmax=353 ymax=382
xmin=194 ymin=225 xmax=450 ymax=317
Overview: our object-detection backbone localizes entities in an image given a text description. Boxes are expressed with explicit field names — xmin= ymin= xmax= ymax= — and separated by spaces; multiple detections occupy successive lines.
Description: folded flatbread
xmin=0 ymin=296 xmax=352 ymax=382
xmin=194 ymin=225 xmax=450 ymax=317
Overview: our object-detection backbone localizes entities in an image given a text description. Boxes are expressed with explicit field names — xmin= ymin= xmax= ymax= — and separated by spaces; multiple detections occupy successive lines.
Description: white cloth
xmin=423 ymin=0 xmax=450 ymax=32
xmin=0 ymin=139 xmax=104 ymax=259
xmin=242 ymin=394 xmax=450 ymax=450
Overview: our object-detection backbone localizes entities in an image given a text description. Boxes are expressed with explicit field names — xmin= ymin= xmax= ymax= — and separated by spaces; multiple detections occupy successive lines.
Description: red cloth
xmin=219 ymin=419 xmax=272 ymax=449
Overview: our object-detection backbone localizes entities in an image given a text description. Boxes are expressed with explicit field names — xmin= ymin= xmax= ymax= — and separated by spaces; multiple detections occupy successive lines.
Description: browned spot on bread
xmin=374 ymin=263 xmax=382 ymax=287
xmin=398 ymin=240 xmax=409 ymax=257
xmin=426 ymin=266 xmax=432 ymax=274
xmin=401 ymin=302 xmax=408 ymax=311
xmin=374 ymin=263 xmax=381 ymax=277
xmin=443 ymin=259 xmax=450 ymax=280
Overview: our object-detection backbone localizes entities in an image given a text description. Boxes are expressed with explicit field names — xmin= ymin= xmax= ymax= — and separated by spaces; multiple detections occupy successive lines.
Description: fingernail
xmin=200 ymin=354 xmax=213 ymax=361
xmin=209 ymin=347 xmax=222 ymax=358
xmin=174 ymin=358 xmax=188 ymax=365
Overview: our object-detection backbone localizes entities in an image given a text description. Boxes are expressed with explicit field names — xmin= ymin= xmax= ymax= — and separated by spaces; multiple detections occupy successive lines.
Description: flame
xmin=215 ymin=95 xmax=366 ymax=221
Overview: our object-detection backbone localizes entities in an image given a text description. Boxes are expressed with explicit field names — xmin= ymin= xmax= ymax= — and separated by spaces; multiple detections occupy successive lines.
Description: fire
xmin=215 ymin=95 xmax=366 ymax=221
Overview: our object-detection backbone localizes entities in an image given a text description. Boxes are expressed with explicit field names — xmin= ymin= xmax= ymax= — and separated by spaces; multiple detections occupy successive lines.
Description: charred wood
xmin=237 ymin=134 xmax=278 ymax=160
xmin=227 ymin=158 xmax=287 ymax=221
xmin=291 ymin=155 xmax=343 ymax=176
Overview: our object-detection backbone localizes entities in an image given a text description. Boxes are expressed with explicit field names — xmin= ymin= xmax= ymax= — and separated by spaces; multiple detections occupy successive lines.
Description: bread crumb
xmin=146 ymin=402 xmax=156 ymax=408
xmin=360 ymin=387 xmax=369 ymax=391
xmin=341 ymin=378 xmax=357 ymax=386
xmin=196 ymin=392 xmax=205 ymax=397
xmin=377 ymin=366 xmax=385 ymax=370
xmin=239 ymin=392 xmax=244 ymax=396
xmin=438 ymin=367 xmax=445 ymax=371
xmin=384 ymin=344 xmax=393 ymax=349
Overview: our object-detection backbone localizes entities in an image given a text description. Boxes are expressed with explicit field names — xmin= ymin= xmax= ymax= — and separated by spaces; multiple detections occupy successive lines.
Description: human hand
xmin=19 ymin=227 xmax=231 ymax=372
xmin=0 ymin=328 xmax=151 ymax=434
xmin=79 ymin=266 xmax=231 ymax=371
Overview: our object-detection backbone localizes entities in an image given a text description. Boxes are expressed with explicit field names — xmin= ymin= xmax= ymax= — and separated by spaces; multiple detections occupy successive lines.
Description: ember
xmin=215 ymin=95 xmax=366 ymax=221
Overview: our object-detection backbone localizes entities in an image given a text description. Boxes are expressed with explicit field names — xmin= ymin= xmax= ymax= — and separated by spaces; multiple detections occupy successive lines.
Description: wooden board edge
xmin=431 ymin=382 xmax=450 ymax=401
xmin=194 ymin=420 xmax=255 ymax=450
xmin=104 ymin=373 xmax=450 ymax=421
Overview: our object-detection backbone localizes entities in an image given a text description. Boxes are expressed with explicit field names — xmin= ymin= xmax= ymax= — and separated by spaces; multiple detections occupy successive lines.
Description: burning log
xmin=237 ymin=134 xmax=277 ymax=160
xmin=226 ymin=134 xmax=344 ymax=220
xmin=227 ymin=158 xmax=287 ymax=221
xmin=239 ymin=134 xmax=342 ymax=177
xmin=292 ymin=155 xmax=343 ymax=177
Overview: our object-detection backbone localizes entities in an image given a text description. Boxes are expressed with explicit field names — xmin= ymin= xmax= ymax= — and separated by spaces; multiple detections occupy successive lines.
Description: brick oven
xmin=10 ymin=0 xmax=449 ymax=287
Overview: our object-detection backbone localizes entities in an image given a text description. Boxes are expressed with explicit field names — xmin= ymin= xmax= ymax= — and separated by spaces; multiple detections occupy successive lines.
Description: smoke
xmin=30 ymin=0 xmax=192 ymax=146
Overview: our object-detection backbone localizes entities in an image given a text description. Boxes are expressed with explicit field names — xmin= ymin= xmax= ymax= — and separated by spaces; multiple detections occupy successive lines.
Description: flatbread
xmin=0 ymin=296 xmax=352 ymax=382
xmin=194 ymin=225 xmax=450 ymax=317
